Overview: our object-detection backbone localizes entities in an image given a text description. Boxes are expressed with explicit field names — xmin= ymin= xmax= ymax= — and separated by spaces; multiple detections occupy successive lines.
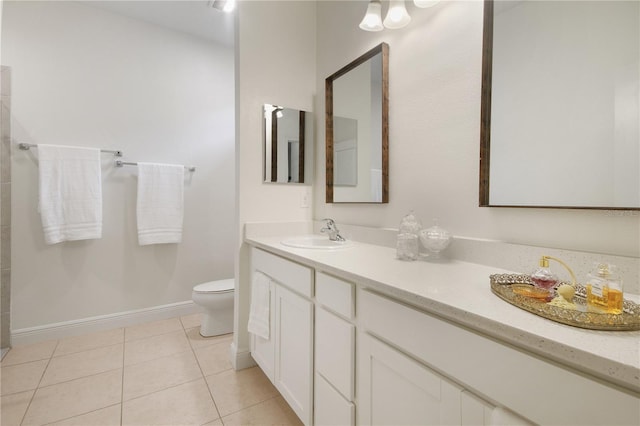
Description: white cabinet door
xmin=315 ymin=373 xmax=355 ymax=426
xmin=315 ymin=307 xmax=355 ymax=400
xmin=461 ymin=390 xmax=494 ymax=425
xmin=275 ymin=284 xmax=313 ymax=425
xmin=358 ymin=332 xmax=462 ymax=426
xmin=250 ymin=279 xmax=276 ymax=382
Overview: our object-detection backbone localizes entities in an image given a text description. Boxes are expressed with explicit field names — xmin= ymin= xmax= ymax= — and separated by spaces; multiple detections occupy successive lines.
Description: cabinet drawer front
xmin=357 ymin=332 xmax=462 ymax=426
xmin=315 ymin=307 xmax=355 ymax=400
xmin=315 ymin=272 xmax=354 ymax=319
xmin=359 ymin=290 xmax=640 ymax=426
xmin=251 ymin=247 xmax=313 ymax=298
xmin=315 ymin=373 xmax=355 ymax=426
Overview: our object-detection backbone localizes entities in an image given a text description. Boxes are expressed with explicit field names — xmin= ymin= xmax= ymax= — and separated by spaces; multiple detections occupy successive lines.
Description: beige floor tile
xmin=1 ymin=359 xmax=48 ymax=396
xmin=124 ymin=330 xmax=190 ymax=366
xmin=194 ymin=341 xmax=232 ymax=376
xmin=179 ymin=313 xmax=203 ymax=330
xmin=40 ymin=344 xmax=124 ymax=387
xmin=123 ymin=350 xmax=202 ymax=401
xmin=206 ymin=366 xmax=279 ymax=417
xmin=185 ymin=327 xmax=233 ymax=350
xmin=202 ymin=419 xmax=223 ymax=426
xmin=221 ymin=396 xmax=302 ymax=426
xmin=48 ymin=404 xmax=121 ymax=426
xmin=0 ymin=340 xmax=57 ymax=366
xmin=124 ymin=318 xmax=183 ymax=342
xmin=54 ymin=328 xmax=124 ymax=357
xmin=0 ymin=389 xmax=34 ymax=426
xmin=22 ymin=369 xmax=122 ymax=426
xmin=122 ymin=378 xmax=218 ymax=426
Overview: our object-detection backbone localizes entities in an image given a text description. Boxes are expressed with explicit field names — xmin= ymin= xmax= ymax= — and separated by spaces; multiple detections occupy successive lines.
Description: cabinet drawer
xmin=359 ymin=289 xmax=640 ymax=426
xmin=251 ymin=247 xmax=313 ymax=298
xmin=315 ymin=307 xmax=355 ymax=400
xmin=357 ymin=332 xmax=462 ymax=426
xmin=315 ymin=272 xmax=354 ymax=319
xmin=314 ymin=373 xmax=354 ymax=426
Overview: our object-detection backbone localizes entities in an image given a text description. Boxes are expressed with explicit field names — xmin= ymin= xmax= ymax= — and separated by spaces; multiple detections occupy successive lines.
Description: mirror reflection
xmin=263 ymin=104 xmax=313 ymax=184
xmin=326 ymin=43 xmax=389 ymax=203
xmin=480 ymin=0 xmax=640 ymax=209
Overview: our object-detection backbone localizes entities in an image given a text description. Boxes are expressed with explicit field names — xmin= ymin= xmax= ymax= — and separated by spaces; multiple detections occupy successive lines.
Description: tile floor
xmin=0 ymin=314 xmax=302 ymax=426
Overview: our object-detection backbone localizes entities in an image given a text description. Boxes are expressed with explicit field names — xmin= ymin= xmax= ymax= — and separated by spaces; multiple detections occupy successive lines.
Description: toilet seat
xmin=193 ymin=279 xmax=234 ymax=294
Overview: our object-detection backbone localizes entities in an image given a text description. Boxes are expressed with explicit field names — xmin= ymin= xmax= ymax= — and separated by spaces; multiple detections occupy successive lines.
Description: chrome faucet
xmin=320 ymin=218 xmax=345 ymax=242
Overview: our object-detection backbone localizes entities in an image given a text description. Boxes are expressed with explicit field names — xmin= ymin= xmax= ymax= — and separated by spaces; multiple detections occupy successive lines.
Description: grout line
xmin=19 ymin=339 xmax=60 ymax=426
xmin=217 ymin=394 xmax=285 ymax=421
xmin=122 ymin=376 xmax=204 ymax=404
xmin=187 ymin=321 xmax=224 ymax=424
xmin=40 ymin=403 xmax=121 ymax=426
xmin=27 ymin=366 xmax=124 ymax=392
xmin=121 ymin=329 xmax=125 ymax=426
xmin=51 ymin=340 xmax=124 ymax=360
xmin=51 ymin=328 xmax=125 ymax=358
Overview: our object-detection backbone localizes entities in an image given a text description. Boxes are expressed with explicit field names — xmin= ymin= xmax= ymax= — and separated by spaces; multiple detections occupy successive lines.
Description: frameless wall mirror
xmin=263 ymin=104 xmax=313 ymax=184
xmin=326 ymin=43 xmax=389 ymax=203
xmin=480 ymin=0 xmax=639 ymax=209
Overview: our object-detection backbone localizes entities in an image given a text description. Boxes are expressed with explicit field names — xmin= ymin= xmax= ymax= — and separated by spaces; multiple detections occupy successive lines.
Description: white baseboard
xmin=11 ymin=301 xmax=203 ymax=346
xmin=229 ymin=342 xmax=256 ymax=370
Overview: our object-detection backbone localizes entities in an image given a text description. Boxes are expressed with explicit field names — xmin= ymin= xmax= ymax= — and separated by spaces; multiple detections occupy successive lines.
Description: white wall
xmin=234 ymin=0 xmax=316 ymax=366
xmin=315 ymin=1 xmax=639 ymax=258
xmin=4 ymin=1 xmax=235 ymax=329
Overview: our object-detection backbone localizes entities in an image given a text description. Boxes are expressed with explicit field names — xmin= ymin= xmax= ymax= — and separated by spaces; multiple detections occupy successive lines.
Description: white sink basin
xmin=281 ymin=235 xmax=353 ymax=250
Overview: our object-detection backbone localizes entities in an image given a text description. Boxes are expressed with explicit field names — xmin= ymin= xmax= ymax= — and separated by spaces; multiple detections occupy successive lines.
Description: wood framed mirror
xmin=480 ymin=0 xmax=639 ymax=210
xmin=263 ymin=104 xmax=313 ymax=184
xmin=326 ymin=43 xmax=389 ymax=203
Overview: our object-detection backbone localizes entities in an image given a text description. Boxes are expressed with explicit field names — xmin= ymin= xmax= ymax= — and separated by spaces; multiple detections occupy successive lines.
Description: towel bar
xmin=115 ymin=160 xmax=196 ymax=172
xmin=18 ymin=142 xmax=123 ymax=157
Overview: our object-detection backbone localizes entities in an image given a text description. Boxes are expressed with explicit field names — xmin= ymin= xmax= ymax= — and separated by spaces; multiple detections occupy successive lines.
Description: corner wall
xmin=1 ymin=0 xmax=12 ymax=351
xmin=315 ymin=1 xmax=639 ymax=259
xmin=4 ymin=1 xmax=235 ymax=331
xmin=233 ymin=0 xmax=316 ymax=367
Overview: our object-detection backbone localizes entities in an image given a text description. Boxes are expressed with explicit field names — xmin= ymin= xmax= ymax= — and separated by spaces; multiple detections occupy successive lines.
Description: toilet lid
xmin=193 ymin=279 xmax=234 ymax=294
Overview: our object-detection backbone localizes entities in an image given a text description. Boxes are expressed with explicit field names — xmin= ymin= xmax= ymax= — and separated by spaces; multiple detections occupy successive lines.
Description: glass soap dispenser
xmin=396 ymin=211 xmax=422 ymax=261
xmin=586 ymin=263 xmax=623 ymax=314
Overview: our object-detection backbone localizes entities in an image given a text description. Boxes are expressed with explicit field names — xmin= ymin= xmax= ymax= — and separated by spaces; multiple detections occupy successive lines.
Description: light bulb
xmin=223 ymin=0 xmax=235 ymax=13
xmin=414 ymin=0 xmax=440 ymax=8
xmin=384 ymin=0 xmax=411 ymax=29
xmin=359 ymin=1 xmax=384 ymax=32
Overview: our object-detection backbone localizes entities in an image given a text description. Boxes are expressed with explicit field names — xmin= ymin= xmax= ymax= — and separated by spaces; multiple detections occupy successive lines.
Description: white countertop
xmin=246 ymin=235 xmax=640 ymax=394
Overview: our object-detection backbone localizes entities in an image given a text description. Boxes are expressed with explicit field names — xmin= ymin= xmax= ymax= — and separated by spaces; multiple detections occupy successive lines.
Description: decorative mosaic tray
xmin=490 ymin=274 xmax=640 ymax=331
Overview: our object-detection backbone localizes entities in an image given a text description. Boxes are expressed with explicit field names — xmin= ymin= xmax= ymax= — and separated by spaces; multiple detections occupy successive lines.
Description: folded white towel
xmin=248 ymin=271 xmax=271 ymax=340
xmin=136 ymin=162 xmax=185 ymax=246
xmin=37 ymin=144 xmax=102 ymax=245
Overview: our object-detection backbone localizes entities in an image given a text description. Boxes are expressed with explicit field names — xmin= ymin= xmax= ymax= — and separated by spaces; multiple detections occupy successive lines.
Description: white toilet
xmin=192 ymin=279 xmax=235 ymax=337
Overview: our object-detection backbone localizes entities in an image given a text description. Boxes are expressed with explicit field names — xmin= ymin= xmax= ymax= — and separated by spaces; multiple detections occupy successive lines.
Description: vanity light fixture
xmin=413 ymin=0 xmax=440 ymax=7
xmin=359 ymin=0 xmax=384 ymax=32
xmin=383 ymin=0 xmax=411 ymax=29
xmin=360 ymin=0 xmax=439 ymax=31
xmin=208 ymin=0 xmax=235 ymax=13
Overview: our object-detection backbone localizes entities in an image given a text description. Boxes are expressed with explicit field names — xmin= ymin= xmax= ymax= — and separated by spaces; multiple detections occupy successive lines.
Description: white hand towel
xmin=248 ymin=271 xmax=271 ymax=340
xmin=136 ymin=162 xmax=185 ymax=246
xmin=37 ymin=144 xmax=102 ymax=245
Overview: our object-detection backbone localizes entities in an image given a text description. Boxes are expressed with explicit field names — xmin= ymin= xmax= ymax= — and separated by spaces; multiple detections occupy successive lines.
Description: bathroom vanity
xmin=245 ymin=235 xmax=640 ymax=426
